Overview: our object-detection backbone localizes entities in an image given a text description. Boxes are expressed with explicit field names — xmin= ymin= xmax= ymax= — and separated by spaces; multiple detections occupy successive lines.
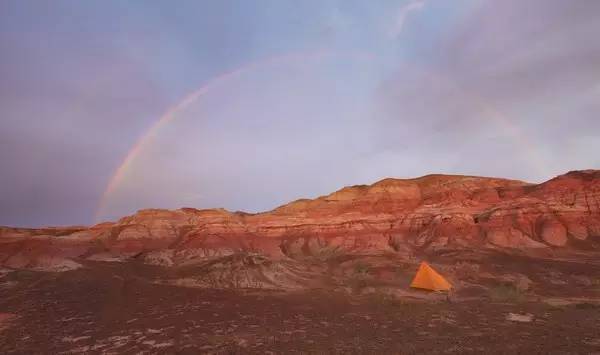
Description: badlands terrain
xmin=1 ymin=170 xmax=600 ymax=353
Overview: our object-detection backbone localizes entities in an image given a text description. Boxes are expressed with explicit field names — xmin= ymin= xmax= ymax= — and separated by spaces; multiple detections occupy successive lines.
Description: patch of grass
xmin=453 ymin=261 xmax=480 ymax=279
xmin=364 ymin=291 xmax=408 ymax=310
xmin=315 ymin=247 xmax=341 ymax=261
xmin=6 ymin=269 xmax=37 ymax=282
xmin=353 ymin=262 xmax=370 ymax=275
xmin=489 ymin=284 xmax=526 ymax=303
xmin=575 ymin=302 xmax=600 ymax=310
xmin=348 ymin=277 xmax=370 ymax=294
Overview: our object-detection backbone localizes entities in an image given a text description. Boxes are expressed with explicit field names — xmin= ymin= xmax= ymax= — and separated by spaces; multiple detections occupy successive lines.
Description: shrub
xmin=353 ymin=262 xmax=370 ymax=275
xmin=489 ymin=284 xmax=526 ymax=303
xmin=575 ymin=302 xmax=600 ymax=310
xmin=348 ymin=277 xmax=369 ymax=294
xmin=453 ymin=261 xmax=480 ymax=279
xmin=364 ymin=290 xmax=407 ymax=310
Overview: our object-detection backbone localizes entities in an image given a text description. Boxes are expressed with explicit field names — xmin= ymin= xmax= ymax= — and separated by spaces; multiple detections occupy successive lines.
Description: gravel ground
xmin=1 ymin=260 xmax=600 ymax=354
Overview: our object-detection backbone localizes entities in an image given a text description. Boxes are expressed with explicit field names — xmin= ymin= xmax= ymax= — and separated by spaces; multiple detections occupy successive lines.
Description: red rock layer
xmin=1 ymin=170 xmax=599 ymax=269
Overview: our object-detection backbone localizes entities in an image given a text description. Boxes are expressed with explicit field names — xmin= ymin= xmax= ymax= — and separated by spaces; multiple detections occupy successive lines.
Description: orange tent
xmin=410 ymin=261 xmax=452 ymax=291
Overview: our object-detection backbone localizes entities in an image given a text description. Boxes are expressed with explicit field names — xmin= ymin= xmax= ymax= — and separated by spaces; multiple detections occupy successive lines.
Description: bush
xmin=453 ymin=261 xmax=480 ymax=279
xmin=348 ymin=277 xmax=370 ymax=294
xmin=364 ymin=290 xmax=408 ymax=310
xmin=489 ymin=284 xmax=526 ymax=303
xmin=353 ymin=262 xmax=370 ymax=275
xmin=575 ymin=302 xmax=600 ymax=310
xmin=315 ymin=246 xmax=341 ymax=261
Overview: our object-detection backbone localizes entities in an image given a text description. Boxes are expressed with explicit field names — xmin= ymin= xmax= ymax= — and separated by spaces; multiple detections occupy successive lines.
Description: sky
xmin=1 ymin=0 xmax=599 ymax=227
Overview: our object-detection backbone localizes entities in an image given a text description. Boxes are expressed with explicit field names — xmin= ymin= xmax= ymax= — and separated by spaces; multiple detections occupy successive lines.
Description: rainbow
xmin=415 ymin=66 xmax=549 ymax=179
xmin=95 ymin=51 xmax=548 ymax=223
xmin=94 ymin=50 xmax=333 ymax=222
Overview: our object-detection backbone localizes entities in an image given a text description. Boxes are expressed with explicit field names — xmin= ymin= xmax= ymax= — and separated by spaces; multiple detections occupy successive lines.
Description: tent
xmin=410 ymin=261 xmax=452 ymax=291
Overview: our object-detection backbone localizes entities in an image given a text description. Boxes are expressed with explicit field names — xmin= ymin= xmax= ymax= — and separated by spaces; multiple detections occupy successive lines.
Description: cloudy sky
xmin=1 ymin=0 xmax=599 ymax=227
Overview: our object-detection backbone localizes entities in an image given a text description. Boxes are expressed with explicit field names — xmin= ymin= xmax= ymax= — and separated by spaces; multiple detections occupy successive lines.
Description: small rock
xmin=572 ymin=275 xmax=592 ymax=286
xmin=506 ymin=313 xmax=534 ymax=322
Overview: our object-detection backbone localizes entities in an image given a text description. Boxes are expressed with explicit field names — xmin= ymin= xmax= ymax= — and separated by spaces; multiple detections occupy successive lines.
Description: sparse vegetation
xmin=315 ymin=246 xmax=341 ymax=261
xmin=3 ymin=257 xmax=600 ymax=354
xmin=489 ymin=283 xmax=526 ymax=303
xmin=574 ymin=302 xmax=600 ymax=310
xmin=347 ymin=262 xmax=374 ymax=294
xmin=453 ymin=261 xmax=480 ymax=279
xmin=353 ymin=262 xmax=370 ymax=275
xmin=364 ymin=291 xmax=407 ymax=310
xmin=348 ymin=276 xmax=370 ymax=294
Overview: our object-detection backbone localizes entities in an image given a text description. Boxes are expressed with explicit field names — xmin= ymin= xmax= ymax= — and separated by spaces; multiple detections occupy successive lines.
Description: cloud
xmin=2 ymin=0 xmax=600 ymax=226
xmin=389 ymin=0 xmax=426 ymax=38
xmin=377 ymin=0 xmax=600 ymax=182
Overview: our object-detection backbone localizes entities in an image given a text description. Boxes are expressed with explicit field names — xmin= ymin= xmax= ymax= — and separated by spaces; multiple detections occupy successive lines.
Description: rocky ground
xmin=1 ymin=251 xmax=600 ymax=354
xmin=1 ymin=170 xmax=600 ymax=353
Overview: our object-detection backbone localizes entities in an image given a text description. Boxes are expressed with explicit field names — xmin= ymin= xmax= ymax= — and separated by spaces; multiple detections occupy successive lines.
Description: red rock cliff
xmin=1 ymin=170 xmax=599 ymax=269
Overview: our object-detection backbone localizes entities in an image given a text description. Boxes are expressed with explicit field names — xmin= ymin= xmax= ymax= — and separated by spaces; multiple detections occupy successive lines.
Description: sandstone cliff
xmin=1 ymin=170 xmax=599 ymax=271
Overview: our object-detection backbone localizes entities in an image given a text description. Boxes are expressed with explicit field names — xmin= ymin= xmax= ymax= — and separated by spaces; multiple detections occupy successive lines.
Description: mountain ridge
xmin=1 ymin=170 xmax=599 ymax=272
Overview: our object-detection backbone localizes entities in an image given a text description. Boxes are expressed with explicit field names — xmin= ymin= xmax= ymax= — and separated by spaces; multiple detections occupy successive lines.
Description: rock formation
xmin=1 ymin=170 xmax=599 ymax=271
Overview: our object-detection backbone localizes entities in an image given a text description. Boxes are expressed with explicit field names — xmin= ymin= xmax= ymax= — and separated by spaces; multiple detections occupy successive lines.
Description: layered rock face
xmin=1 ymin=170 xmax=599 ymax=270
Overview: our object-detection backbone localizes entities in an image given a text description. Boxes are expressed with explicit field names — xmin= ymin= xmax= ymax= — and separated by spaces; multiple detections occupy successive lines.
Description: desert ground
xmin=2 ymin=250 xmax=600 ymax=354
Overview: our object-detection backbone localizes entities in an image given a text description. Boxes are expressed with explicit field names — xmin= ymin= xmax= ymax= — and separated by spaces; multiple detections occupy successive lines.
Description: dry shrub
xmin=348 ymin=276 xmax=372 ymax=294
xmin=453 ymin=261 xmax=480 ymax=279
xmin=575 ymin=302 xmax=600 ymax=310
xmin=489 ymin=283 xmax=526 ymax=303
xmin=364 ymin=290 xmax=408 ymax=310
xmin=353 ymin=262 xmax=370 ymax=275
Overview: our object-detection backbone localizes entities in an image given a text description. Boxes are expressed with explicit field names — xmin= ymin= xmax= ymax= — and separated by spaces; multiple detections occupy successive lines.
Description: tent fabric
xmin=410 ymin=261 xmax=452 ymax=291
